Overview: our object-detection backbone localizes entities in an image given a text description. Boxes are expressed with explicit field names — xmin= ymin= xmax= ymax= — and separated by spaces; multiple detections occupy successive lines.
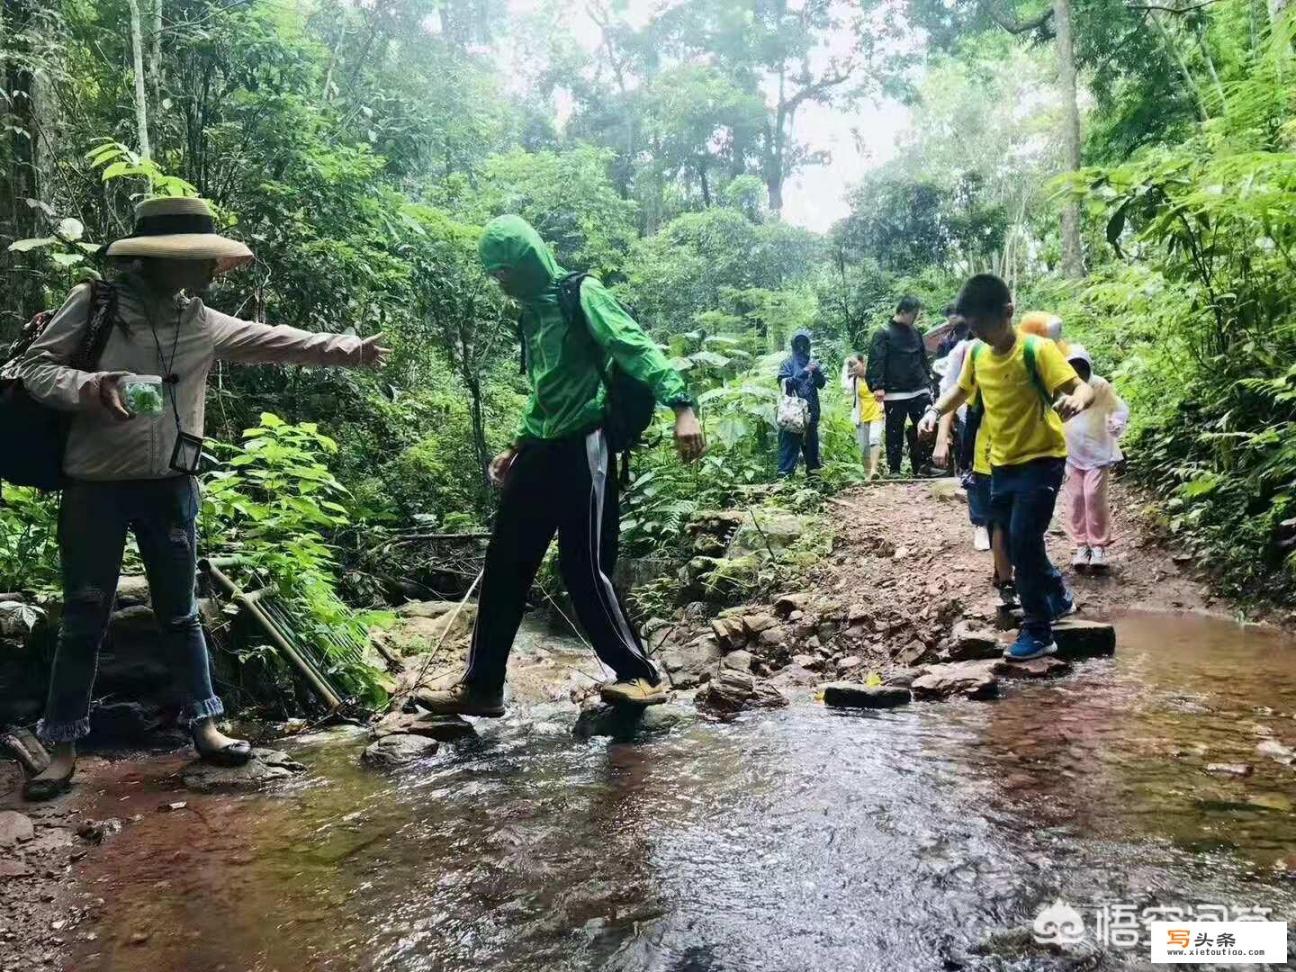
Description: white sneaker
xmin=1072 ymin=546 xmax=1091 ymax=568
xmin=973 ymin=526 xmax=991 ymax=551
xmin=1088 ymin=546 xmax=1108 ymax=569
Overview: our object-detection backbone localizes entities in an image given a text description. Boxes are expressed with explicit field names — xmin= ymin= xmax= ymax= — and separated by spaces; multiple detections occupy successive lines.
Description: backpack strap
xmin=1020 ymin=335 xmax=1054 ymax=416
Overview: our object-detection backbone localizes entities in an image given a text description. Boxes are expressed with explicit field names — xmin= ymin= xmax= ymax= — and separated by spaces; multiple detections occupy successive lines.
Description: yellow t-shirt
xmin=971 ymin=394 xmax=992 ymax=476
xmin=958 ymin=336 xmax=1077 ymax=468
xmin=857 ymin=378 xmax=883 ymax=424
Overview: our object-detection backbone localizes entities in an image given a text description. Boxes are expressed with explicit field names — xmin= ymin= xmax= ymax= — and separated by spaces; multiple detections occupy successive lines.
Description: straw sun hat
xmin=104 ymin=197 xmax=253 ymax=274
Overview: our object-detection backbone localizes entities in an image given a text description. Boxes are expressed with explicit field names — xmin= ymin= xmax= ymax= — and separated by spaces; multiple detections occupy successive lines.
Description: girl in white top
xmin=1061 ymin=345 xmax=1129 ymax=569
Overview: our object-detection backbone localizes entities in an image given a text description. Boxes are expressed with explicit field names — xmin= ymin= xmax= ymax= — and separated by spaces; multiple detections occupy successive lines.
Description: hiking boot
xmin=1088 ymin=546 xmax=1108 ymax=570
xmin=973 ymin=526 xmax=991 ymax=551
xmin=1071 ymin=546 xmax=1091 ymax=569
xmin=600 ymin=678 xmax=669 ymax=707
xmin=1004 ymin=631 xmax=1058 ymax=662
xmin=416 ymin=682 xmax=506 ymax=718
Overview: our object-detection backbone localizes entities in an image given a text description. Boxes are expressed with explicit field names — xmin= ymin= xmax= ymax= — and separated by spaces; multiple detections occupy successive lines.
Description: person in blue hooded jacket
xmin=776 ymin=330 xmax=827 ymax=476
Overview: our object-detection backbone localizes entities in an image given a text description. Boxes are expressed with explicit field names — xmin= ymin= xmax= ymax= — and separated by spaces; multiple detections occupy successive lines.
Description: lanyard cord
xmin=143 ymin=297 xmax=184 ymax=432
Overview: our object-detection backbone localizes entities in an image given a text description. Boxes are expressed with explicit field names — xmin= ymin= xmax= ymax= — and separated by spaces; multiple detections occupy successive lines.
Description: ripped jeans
xmin=37 ymin=476 xmax=222 ymax=744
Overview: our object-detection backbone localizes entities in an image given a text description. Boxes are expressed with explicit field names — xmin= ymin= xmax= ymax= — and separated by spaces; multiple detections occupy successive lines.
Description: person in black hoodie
xmin=866 ymin=296 xmax=934 ymax=477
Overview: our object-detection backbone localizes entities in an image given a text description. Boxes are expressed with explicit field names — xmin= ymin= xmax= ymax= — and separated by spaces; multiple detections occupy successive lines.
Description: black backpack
xmin=0 ymin=281 xmax=118 ymax=490
xmin=555 ymin=272 xmax=657 ymax=457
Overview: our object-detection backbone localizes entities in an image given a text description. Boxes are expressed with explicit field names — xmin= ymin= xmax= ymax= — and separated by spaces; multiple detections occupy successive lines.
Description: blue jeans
xmin=778 ymin=421 xmax=821 ymax=476
xmin=990 ymin=458 xmax=1070 ymax=641
xmin=38 ymin=476 xmax=222 ymax=743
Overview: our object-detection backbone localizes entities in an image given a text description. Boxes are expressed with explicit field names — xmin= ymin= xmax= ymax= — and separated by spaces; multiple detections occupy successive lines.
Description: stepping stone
xmin=572 ymin=702 xmax=693 ymax=740
xmin=821 ymin=682 xmax=911 ymax=709
xmin=1000 ymin=657 xmax=1072 ymax=680
xmin=1052 ymin=619 xmax=1116 ymax=659
xmin=361 ymin=734 xmax=439 ymax=768
xmin=371 ymin=711 xmax=477 ymax=743
xmin=181 ymin=748 xmax=306 ymax=793
xmin=911 ymin=660 xmax=1002 ymax=701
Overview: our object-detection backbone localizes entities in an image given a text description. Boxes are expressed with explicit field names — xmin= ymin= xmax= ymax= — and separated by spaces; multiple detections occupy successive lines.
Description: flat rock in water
xmin=572 ymin=701 xmax=693 ymax=740
xmin=1052 ymin=619 xmax=1116 ymax=659
xmin=371 ymin=711 xmax=477 ymax=743
xmin=911 ymin=660 xmax=1003 ymax=702
xmin=821 ymin=682 xmax=911 ymax=710
xmin=1000 ymin=657 xmax=1072 ymax=680
xmin=1256 ymin=738 xmax=1296 ymax=765
xmin=181 ymin=748 xmax=306 ymax=793
xmin=695 ymin=670 xmax=788 ymax=717
xmin=0 ymin=810 xmax=35 ymax=847
xmin=361 ymin=733 xmax=440 ymax=768
xmin=1205 ymin=763 xmax=1253 ymax=777
xmin=943 ymin=620 xmax=1002 ymax=661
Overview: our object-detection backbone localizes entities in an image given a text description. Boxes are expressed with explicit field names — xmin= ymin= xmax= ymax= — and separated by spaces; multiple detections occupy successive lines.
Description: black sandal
xmin=24 ymin=764 xmax=75 ymax=802
xmin=191 ymin=727 xmax=253 ymax=767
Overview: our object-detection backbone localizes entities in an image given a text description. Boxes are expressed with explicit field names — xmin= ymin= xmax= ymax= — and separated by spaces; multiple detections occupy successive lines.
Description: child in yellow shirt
xmin=843 ymin=355 xmax=884 ymax=479
xmin=919 ymin=274 xmax=1094 ymax=661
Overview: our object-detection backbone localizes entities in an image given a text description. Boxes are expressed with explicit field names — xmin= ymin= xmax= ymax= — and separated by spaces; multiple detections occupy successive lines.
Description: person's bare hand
xmin=359 ymin=332 xmax=391 ymax=368
xmin=873 ymin=389 xmax=886 ymax=403
xmin=488 ymin=448 xmax=518 ymax=489
xmin=97 ymin=372 xmax=132 ymax=421
xmin=674 ymin=407 xmax=706 ymax=463
xmin=932 ymin=438 xmax=949 ymax=467
xmin=917 ymin=409 xmax=939 ymax=438
xmin=1054 ymin=392 xmax=1088 ymax=420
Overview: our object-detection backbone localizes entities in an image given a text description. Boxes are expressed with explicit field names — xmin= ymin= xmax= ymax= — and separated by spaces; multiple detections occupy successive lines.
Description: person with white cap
xmin=15 ymin=197 xmax=389 ymax=800
xmin=1060 ymin=344 xmax=1128 ymax=571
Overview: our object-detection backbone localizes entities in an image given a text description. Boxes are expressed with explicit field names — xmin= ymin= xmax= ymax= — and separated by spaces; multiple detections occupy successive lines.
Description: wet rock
xmin=0 ymin=810 xmax=35 ymax=847
xmin=884 ymin=669 xmax=919 ymax=689
xmin=361 ymin=734 xmax=440 ymax=768
xmin=709 ymin=616 xmax=747 ymax=651
xmin=722 ymin=649 xmax=753 ymax=673
xmin=1052 ymin=619 xmax=1116 ymax=659
xmin=371 ymin=711 xmax=477 ymax=743
xmin=181 ymin=748 xmax=306 ymax=792
xmin=659 ymin=636 xmax=721 ymax=689
xmin=943 ymin=620 xmax=1001 ymax=661
xmin=1205 ymin=763 xmax=1253 ymax=777
xmin=821 ymin=683 xmax=911 ymax=710
xmin=572 ymin=701 xmax=693 ymax=740
xmin=835 ymin=655 xmax=864 ymax=674
xmin=1 ymin=726 xmax=50 ymax=775
xmin=75 ymin=819 xmax=123 ymax=845
xmin=1000 ymin=657 xmax=1072 ymax=680
xmin=769 ymin=664 xmax=818 ymax=689
xmin=911 ymin=660 xmax=1002 ymax=701
xmin=88 ymin=700 xmax=162 ymax=742
xmin=696 ymin=671 xmax=788 ymax=717
xmin=1256 ymin=738 xmax=1296 ymax=766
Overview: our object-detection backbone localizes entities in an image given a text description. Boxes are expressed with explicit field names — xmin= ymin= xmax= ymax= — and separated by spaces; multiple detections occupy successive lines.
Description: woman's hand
xmin=97 ymin=373 xmax=132 ymax=421
xmin=359 ymin=332 xmax=391 ymax=368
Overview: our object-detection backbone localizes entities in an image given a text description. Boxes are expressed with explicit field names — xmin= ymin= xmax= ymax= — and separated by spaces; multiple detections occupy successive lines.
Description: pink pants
xmin=1063 ymin=464 xmax=1112 ymax=548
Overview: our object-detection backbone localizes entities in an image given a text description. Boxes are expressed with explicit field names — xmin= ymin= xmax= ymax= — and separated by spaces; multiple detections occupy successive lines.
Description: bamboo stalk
xmin=200 ymin=560 xmax=344 ymax=710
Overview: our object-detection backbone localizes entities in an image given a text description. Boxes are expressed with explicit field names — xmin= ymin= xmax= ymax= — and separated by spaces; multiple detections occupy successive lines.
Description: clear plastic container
xmin=121 ymin=374 xmax=165 ymax=417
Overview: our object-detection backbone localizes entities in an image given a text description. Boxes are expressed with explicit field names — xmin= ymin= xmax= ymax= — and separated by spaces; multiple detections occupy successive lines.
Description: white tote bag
xmin=777 ymin=391 xmax=810 ymax=434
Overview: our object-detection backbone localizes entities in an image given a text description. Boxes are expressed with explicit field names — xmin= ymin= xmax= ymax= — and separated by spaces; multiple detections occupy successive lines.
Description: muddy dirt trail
xmin=3 ymin=480 xmax=1295 ymax=972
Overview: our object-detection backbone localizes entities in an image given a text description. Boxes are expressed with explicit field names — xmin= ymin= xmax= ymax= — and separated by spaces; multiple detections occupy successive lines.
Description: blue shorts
xmin=965 ymin=472 xmax=995 ymax=527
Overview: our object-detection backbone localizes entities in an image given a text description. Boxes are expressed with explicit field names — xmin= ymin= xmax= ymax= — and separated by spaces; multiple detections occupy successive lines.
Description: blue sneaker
xmin=1004 ymin=631 xmax=1058 ymax=661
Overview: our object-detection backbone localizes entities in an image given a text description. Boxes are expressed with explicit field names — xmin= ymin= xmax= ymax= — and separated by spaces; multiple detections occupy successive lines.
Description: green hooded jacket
xmin=479 ymin=215 xmax=692 ymax=443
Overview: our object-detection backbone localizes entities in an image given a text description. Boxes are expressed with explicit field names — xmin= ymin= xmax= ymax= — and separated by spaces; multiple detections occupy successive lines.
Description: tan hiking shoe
xmin=415 ymin=682 xmax=506 ymax=718
xmin=600 ymin=678 xmax=668 ymax=707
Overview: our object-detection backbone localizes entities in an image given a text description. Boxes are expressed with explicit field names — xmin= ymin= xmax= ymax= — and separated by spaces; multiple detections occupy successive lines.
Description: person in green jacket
xmin=422 ymin=215 xmax=705 ymax=716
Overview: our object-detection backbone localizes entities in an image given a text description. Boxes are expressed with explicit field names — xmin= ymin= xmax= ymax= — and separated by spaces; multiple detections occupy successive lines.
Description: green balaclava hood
xmin=478 ymin=214 xmax=564 ymax=303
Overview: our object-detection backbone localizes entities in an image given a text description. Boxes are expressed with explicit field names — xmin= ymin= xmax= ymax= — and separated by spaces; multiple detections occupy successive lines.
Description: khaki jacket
xmin=17 ymin=276 xmax=366 ymax=481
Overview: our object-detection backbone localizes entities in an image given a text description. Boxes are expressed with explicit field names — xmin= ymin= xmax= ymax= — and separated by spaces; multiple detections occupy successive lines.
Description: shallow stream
xmin=69 ymin=611 xmax=1296 ymax=971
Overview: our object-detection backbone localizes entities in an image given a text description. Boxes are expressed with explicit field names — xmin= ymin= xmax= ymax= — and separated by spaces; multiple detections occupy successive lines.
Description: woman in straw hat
xmin=16 ymin=197 xmax=389 ymax=800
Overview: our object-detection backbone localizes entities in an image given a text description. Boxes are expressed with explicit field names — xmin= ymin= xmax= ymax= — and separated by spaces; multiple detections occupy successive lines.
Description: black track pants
xmin=884 ymin=393 xmax=932 ymax=475
xmin=465 ymin=429 xmax=659 ymax=691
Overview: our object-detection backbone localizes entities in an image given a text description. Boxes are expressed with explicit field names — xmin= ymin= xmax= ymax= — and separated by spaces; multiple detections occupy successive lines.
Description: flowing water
xmin=69 ymin=611 xmax=1296 ymax=971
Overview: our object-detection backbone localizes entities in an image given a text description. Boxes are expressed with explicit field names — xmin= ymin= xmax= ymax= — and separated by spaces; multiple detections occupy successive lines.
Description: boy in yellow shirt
xmin=843 ymin=354 xmax=884 ymax=479
xmin=919 ymin=274 xmax=1094 ymax=660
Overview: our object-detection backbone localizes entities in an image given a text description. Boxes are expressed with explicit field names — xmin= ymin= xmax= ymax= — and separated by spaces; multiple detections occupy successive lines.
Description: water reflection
xmin=71 ymin=612 xmax=1296 ymax=971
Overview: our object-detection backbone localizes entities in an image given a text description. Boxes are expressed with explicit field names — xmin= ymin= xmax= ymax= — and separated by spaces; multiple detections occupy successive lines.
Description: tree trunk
xmin=698 ymin=164 xmax=711 ymax=207
xmin=127 ymin=0 xmax=151 ymax=159
xmin=151 ymin=0 xmax=162 ymax=105
xmin=1053 ymin=0 xmax=1084 ymax=277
